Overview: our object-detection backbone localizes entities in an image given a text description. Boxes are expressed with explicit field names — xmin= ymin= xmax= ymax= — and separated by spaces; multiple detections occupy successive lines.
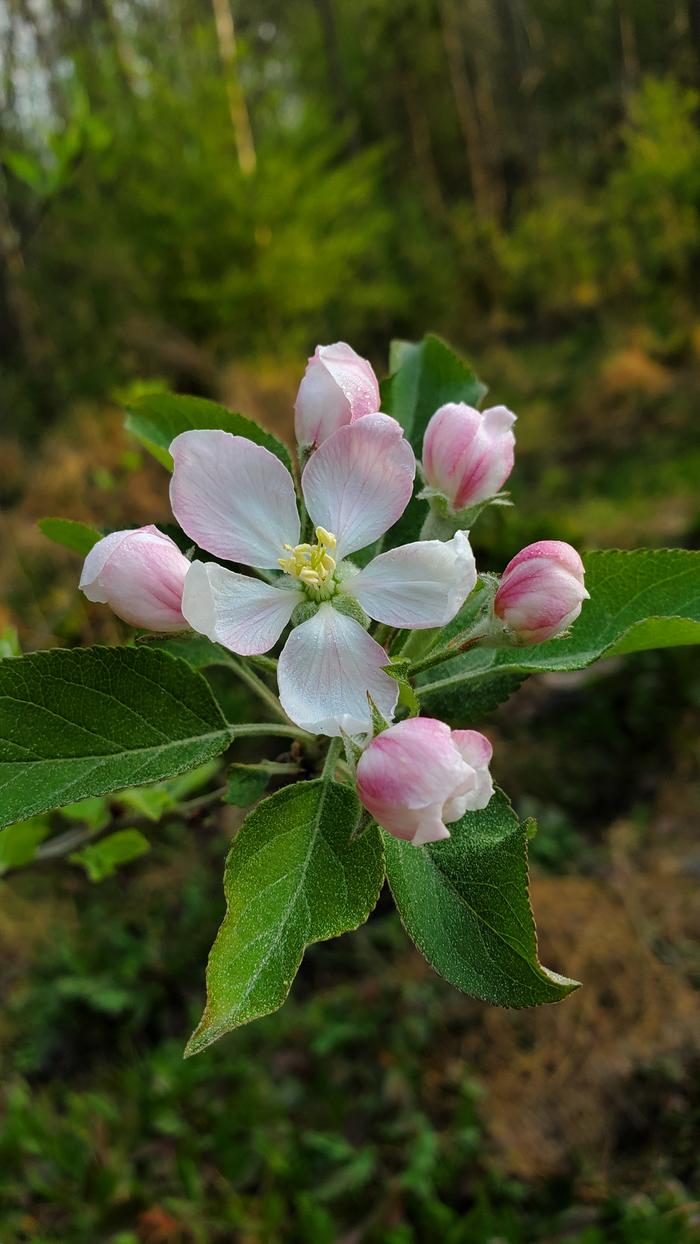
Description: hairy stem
xmin=373 ymin=623 xmax=396 ymax=649
xmin=247 ymin=653 xmax=278 ymax=675
xmin=420 ymin=507 xmax=457 ymax=541
xmin=225 ymin=655 xmax=289 ymax=723
xmin=321 ymin=737 xmax=342 ymax=781
xmin=233 ymin=722 xmax=315 ymax=741
xmin=407 ymin=635 xmax=483 ymax=676
xmin=399 ymin=626 xmax=442 ymax=661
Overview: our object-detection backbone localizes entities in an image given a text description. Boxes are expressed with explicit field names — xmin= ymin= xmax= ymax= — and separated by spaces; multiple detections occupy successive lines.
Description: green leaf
xmin=140 ymin=632 xmax=234 ymax=671
xmin=117 ymin=786 xmax=175 ymax=821
xmin=38 ymin=517 xmax=102 ymax=556
xmin=58 ymin=796 xmax=110 ymax=832
xmin=186 ymin=779 xmax=384 ymax=1053
xmin=383 ymin=334 xmax=487 ymax=443
xmin=0 ymin=817 xmax=51 ymax=874
xmin=381 ymin=335 xmax=487 ymax=549
xmin=164 ymin=760 xmax=222 ymax=800
xmin=419 ymin=549 xmax=700 ymax=724
xmin=3 ymin=148 xmax=47 ymax=192
xmin=384 ymin=789 xmax=578 ymax=1008
xmin=124 ymin=392 xmax=292 ymax=473
xmin=0 ymin=647 xmax=232 ymax=830
xmin=0 ymin=626 xmax=21 ymax=659
xmin=70 ymin=829 xmax=150 ymax=882
xmin=224 ymin=764 xmax=271 ymax=807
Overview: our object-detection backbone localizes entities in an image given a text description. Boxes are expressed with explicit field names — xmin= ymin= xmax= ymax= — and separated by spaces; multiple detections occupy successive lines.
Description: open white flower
xmin=171 ymin=415 xmax=476 ymax=736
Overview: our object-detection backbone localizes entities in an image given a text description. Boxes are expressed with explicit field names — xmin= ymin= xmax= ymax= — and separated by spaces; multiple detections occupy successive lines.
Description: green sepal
xmin=419 ymin=490 xmax=513 ymax=537
xmin=366 ymin=692 xmax=392 ymax=737
xmin=291 ymin=599 xmax=320 ymax=627
xmin=382 ymin=658 xmax=420 ymax=716
xmin=331 ymin=594 xmax=370 ymax=628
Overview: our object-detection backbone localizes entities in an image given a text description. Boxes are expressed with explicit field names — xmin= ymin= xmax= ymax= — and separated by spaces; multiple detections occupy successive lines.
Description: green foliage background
xmin=1 ymin=1 xmax=700 ymax=1241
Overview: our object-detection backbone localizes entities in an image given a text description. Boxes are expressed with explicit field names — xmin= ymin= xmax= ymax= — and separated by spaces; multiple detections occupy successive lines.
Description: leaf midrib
xmin=391 ymin=832 xmax=561 ymax=996
xmin=203 ymin=780 xmax=336 ymax=1029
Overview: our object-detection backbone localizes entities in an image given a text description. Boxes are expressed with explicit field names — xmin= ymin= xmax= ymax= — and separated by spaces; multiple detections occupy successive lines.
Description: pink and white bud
xmin=494 ymin=540 xmax=589 ymax=645
xmin=80 ymin=525 xmax=189 ymax=631
xmin=356 ymin=717 xmax=494 ymax=847
xmin=422 ymin=402 xmax=516 ymax=511
xmin=294 ymin=342 xmax=381 ymax=449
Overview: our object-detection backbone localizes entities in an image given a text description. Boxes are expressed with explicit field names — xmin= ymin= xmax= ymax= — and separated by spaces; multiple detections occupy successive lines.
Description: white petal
xmin=411 ymin=811 xmax=452 ymax=847
xmin=170 ymin=430 xmax=299 ymax=568
xmin=301 ymin=414 xmax=415 ymax=559
xmin=277 ymin=603 xmax=398 ymax=737
xmin=181 ymin=560 xmax=301 ymax=655
xmin=344 ymin=531 xmax=476 ymax=628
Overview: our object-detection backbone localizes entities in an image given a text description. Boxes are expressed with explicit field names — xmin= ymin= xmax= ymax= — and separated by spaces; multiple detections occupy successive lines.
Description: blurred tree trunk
xmin=398 ymin=67 xmax=447 ymax=222
xmin=494 ymin=0 xmax=541 ymax=181
xmin=0 ymin=173 xmax=47 ymax=375
xmin=688 ymin=0 xmax=700 ymax=77
xmin=618 ymin=0 xmax=639 ymax=92
xmin=312 ymin=0 xmax=358 ymax=147
xmin=210 ymin=0 xmax=256 ymax=175
xmin=473 ymin=63 xmax=506 ymax=221
xmin=437 ymin=0 xmax=498 ymax=221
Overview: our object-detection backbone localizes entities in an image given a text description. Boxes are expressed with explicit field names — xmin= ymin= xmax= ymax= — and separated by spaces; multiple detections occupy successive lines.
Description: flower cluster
xmin=81 ymin=341 xmax=589 ymax=843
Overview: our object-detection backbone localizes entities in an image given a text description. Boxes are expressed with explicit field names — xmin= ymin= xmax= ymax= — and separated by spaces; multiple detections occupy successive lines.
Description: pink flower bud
xmin=422 ymin=402 xmax=516 ymax=510
xmin=294 ymin=342 xmax=381 ymax=449
xmin=80 ymin=525 xmax=189 ymax=631
xmin=494 ymin=540 xmax=589 ymax=644
xmin=356 ymin=717 xmax=494 ymax=846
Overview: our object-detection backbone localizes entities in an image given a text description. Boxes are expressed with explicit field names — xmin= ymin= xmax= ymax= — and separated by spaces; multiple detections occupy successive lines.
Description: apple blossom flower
xmin=80 ymin=525 xmax=189 ymax=631
xmin=170 ymin=415 xmax=477 ymax=736
xmin=294 ymin=342 xmax=381 ymax=449
xmin=422 ymin=402 xmax=516 ymax=511
xmin=494 ymin=540 xmax=589 ymax=644
xmin=356 ymin=717 xmax=494 ymax=846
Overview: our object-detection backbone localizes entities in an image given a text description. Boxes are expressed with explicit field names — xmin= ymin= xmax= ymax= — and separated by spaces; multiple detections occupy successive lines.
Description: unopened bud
xmin=294 ymin=342 xmax=380 ymax=449
xmin=494 ymin=540 xmax=588 ymax=645
xmin=356 ymin=717 xmax=493 ymax=846
xmin=422 ymin=402 xmax=516 ymax=511
xmin=80 ymin=526 xmax=189 ymax=631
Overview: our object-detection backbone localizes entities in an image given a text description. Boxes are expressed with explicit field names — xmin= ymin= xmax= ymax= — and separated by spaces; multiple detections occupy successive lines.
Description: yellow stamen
xmin=278 ymin=526 xmax=338 ymax=594
xmin=315 ymin=526 xmax=337 ymax=550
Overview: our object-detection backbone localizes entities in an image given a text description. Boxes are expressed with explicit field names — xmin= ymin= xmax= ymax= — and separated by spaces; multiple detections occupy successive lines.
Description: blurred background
xmin=1 ymin=2 xmax=700 ymax=1241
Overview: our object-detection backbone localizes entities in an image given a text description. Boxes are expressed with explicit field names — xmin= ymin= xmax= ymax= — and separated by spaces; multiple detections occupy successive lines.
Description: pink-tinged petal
xmin=357 ymin=717 xmax=458 ymax=810
xmin=356 ymin=717 xmax=495 ymax=845
xmin=364 ymin=800 xmax=451 ymax=845
xmin=452 ymin=729 xmax=493 ymax=769
xmin=170 ymin=430 xmax=299 ymax=568
xmin=80 ymin=526 xmax=188 ymax=631
xmin=181 ymin=560 xmax=301 ymax=656
xmin=446 ymin=730 xmax=494 ymax=816
xmin=301 ymin=414 xmax=415 ymax=559
xmin=277 ymin=603 xmax=398 ymax=737
xmin=499 ymin=539 xmax=585 ymax=582
xmin=494 ymin=541 xmax=589 ymax=644
xmin=294 ymin=342 xmax=380 ymax=448
xmin=343 ymin=531 xmax=476 ymax=628
xmin=411 ymin=813 xmax=452 ymax=846
xmin=422 ymin=402 xmax=516 ymax=510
